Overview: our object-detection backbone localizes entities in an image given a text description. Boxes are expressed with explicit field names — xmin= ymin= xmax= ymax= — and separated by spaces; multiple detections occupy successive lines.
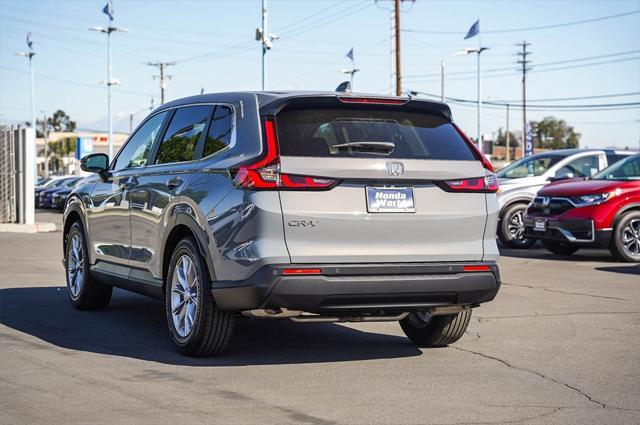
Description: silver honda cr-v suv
xmin=63 ymin=91 xmax=501 ymax=356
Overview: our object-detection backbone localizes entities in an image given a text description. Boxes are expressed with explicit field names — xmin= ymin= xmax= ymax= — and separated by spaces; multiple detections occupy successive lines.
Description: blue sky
xmin=1 ymin=0 xmax=639 ymax=149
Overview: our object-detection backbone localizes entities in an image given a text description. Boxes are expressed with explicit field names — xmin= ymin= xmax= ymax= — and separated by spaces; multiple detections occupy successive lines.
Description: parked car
xmin=523 ymin=154 xmax=640 ymax=262
xmin=496 ymin=149 xmax=634 ymax=249
xmin=43 ymin=178 xmax=85 ymax=209
xmin=35 ymin=176 xmax=76 ymax=208
xmin=63 ymin=91 xmax=501 ymax=356
xmin=39 ymin=177 xmax=81 ymax=209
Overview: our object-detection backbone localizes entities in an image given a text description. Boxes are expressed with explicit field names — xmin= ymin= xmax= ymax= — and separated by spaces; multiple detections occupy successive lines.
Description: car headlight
xmin=571 ymin=189 xmax=620 ymax=207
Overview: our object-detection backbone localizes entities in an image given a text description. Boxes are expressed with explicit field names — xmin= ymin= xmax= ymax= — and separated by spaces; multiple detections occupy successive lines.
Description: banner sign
xmin=76 ymin=137 xmax=94 ymax=159
xmin=524 ymin=123 xmax=533 ymax=157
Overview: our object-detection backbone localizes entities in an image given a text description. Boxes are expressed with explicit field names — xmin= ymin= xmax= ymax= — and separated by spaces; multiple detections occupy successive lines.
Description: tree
xmin=47 ymin=110 xmax=76 ymax=132
xmin=494 ymin=128 xmax=520 ymax=147
xmin=531 ymin=116 xmax=580 ymax=149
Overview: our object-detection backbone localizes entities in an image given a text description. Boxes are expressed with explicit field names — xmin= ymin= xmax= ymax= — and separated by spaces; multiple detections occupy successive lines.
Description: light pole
xmin=90 ymin=25 xmax=127 ymax=160
xmin=17 ymin=33 xmax=36 ymax=181
xmin=440 ymin=49 xmax=473 ymax=102
xmin=256 ymin=0 xmax=278 ymax=91
xmin=467 ymin=46 xmax=489 ymax=153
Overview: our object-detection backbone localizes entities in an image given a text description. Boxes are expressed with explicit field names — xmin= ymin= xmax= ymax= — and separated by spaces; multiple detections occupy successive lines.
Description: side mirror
xmin=549 ymin=168 xmax=574 ymax=182
xmin=81 ymin=153 xmax=109 ymax=174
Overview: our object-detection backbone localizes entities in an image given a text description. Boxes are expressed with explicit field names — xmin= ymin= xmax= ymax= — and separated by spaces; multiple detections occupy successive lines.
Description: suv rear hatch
xmin=238 ymin=95 xmax=496 ymax=263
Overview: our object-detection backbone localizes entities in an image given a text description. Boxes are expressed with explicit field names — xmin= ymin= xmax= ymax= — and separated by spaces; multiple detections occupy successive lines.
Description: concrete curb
xmin=0 ymin=222 xmax=57 ymax=233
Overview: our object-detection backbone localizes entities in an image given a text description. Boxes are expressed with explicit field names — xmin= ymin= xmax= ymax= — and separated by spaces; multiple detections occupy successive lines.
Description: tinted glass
xmin=562 ymin=155 xmax=600 ymax=177
xmin=203 ymin=105 xmax=233 ymax=157
xmin=606 ymin=154 xmax=628 ymax=166
xmin=594 ymin=155 xmax=640 ymax=181
xmin=113 ymin=112 xmax=167 ymax=171
xmin=276 ymin=108 xmax=475 ymax=160
xmin=155 ymin=105 xmax=213 ymax=164
xmin=497 ymin=154 xmax=563 ymax=178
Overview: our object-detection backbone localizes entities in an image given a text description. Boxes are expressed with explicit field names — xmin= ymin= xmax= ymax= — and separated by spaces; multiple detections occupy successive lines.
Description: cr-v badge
xmin=386 ymin=161 xmax=404 ymax=176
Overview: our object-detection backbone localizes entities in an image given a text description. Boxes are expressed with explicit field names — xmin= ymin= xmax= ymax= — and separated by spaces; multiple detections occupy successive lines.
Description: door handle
xmin=166 ymin=178 xmax=183 ymax=190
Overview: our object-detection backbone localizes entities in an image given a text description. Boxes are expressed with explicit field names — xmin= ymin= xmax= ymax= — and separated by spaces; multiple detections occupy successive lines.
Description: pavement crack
xmin=502 ymin=282 xmax=629 ymax=301
xmin=453 ymin=346 xmax=606 ymax=409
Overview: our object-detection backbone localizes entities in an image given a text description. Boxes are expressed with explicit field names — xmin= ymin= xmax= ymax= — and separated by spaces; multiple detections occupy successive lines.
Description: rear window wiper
xmin=332 ymin=141 xmax=395 ymax=153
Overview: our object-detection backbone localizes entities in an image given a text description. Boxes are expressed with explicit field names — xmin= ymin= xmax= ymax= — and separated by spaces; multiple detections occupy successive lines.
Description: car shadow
xmin=595 ymin=265 xmax=640 ymax=276
xmin=499 ymin=247 xmax=618 ymax=263
xmin=0 ymin=287 xmax=422 ymax=366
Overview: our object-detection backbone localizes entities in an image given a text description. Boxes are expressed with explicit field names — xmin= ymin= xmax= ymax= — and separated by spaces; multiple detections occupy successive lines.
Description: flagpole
xmin=477 ymin=22 xmax=482 ymax=154
xmin=107 ymin=24 xmax=113 ymax=160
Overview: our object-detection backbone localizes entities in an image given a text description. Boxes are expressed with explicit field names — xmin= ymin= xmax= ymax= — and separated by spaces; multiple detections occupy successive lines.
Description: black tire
xmin=65 ymin=221 xmax=112 ymax=310
xmin=165 ymin=237 xmax=234 ymax=356
xmin=498 ymin=203 xmax=536 ymax=249
xmin=542 ymin=241 xmax=579 ymax=256
xmin=609 ymin=211 xmax=640 ymax=263
xmin=400 ymin=309 xmax=472 ymax=347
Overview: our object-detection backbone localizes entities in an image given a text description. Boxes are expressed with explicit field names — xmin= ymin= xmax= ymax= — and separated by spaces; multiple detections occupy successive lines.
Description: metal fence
xmin=0 ymin=126 xmax=17 ymax=223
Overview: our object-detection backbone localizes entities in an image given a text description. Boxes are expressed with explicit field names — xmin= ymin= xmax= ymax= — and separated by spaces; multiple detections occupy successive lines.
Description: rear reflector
xmin=282 ymin=268 xmax=322 ymax=275
xmin=338 ymin=97 xmax=408 ymax=105
xmin=463 ymin=265 xmax=491 ymax=272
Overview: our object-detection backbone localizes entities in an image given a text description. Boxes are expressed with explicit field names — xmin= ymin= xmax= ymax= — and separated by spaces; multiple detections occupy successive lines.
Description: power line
xmin=403 ymin=9 xmax=640 ymax=35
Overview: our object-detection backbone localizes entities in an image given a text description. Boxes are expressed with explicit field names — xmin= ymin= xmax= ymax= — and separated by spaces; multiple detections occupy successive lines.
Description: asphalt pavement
xmin=1 ymin=212 xmax=639 ymax=425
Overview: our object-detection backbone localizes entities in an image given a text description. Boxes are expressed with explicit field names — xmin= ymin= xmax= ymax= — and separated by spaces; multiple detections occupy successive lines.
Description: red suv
xmin=524 ymin=154 xmax=640 ymax=262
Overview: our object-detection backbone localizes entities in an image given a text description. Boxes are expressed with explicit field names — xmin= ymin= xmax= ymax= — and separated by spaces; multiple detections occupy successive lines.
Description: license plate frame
xmin=366 ymin=186 xmax=416 ymax=213
xmin=534 ymin=218 xmax=547 ymax=232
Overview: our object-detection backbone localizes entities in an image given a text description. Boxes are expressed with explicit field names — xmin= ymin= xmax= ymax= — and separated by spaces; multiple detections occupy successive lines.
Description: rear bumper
xmin=523 ymin=217 xmax=611 ymax=248
xmin=212 ymin=262 xmax=501 ymax=313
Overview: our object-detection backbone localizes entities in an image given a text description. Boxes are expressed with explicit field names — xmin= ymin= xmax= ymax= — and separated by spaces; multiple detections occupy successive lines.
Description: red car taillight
xmin=442 ymin=173 xmax=499 ymax=193
xmin=233 ymin=118 xmax=338 ymax=190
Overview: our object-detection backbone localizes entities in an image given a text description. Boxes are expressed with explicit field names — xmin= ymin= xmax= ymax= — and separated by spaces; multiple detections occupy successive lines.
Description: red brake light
xmin=338 ymin=97 xmax=408 ymax=105
xmin=233 ymin=118 xmax=338 ymax=190
xmin=283 ymin=268 xmax=322 ymax=275
xmin=442 ymin=173 xmax=499 ymax=193
xmin=453 ymin=124 xmax=494 ymax=172
xmin=463 ymin=265 xmax=491 ymax=272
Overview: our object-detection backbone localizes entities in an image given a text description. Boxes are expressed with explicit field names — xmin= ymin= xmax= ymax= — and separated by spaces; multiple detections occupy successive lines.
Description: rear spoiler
xmin=258 ymin=94 xmax=453 ymax=121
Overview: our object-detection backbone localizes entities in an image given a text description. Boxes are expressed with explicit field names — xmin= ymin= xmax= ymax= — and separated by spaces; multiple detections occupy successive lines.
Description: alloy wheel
xmin=170 ymin=255 xmax=200 ymax=338
xmin=67 ymin=234 xmax=84 ymax=299
xmin=621 ymin=219 xmax=640 ymax=258
xmin=507 ymin=210 xmax=525 ymax=240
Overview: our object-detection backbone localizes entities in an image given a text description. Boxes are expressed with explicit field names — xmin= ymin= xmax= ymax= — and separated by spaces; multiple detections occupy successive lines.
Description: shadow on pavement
xmin=0 ymin=286 xmax=421 ymax=366
xmin=595 ymin=265 xmax=640 ymax=276
xmin=499 ymin=247 xmax=617 ymax=263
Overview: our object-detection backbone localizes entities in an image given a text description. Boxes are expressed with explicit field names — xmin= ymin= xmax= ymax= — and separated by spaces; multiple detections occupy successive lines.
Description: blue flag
xmin=103 ymin=0 xmax=114 ymax=21
xmin=464 ymin=19 xmax=479 ymax=39
xmin=346 ymin=48 xmax=354 ymax=61
xmin=26 ymin=32 xmax=33 ymax=50
xmin=525 ymin=122 xmax=534 ymax=157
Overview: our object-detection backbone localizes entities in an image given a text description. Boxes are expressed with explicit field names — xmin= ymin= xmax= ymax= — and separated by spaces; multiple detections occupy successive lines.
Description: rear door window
xmin=276 ymin=108 xmax=475 ymax=160
xmin=155 ymin=105 xmax=213 ymax=164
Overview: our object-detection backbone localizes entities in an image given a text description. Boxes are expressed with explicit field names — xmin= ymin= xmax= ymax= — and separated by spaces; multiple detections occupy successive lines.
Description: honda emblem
xmin=386 ymin=161 xmax=404 ymax=177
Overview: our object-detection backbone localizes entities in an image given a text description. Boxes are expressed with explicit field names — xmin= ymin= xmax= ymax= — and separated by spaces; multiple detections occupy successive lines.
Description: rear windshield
xmin=276 ymin=108 xmax=475 ymax=160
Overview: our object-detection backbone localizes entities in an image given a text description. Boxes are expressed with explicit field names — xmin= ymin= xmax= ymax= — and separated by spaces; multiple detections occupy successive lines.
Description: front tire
xmin=542 ymin=241 xmax=579 ymax=256
xmin=498 ymin=203 xmax=535 ymax=249
xmin=610 ymin=212 xmax=640 ymax=263
xmin=400 ymin=310 xmax=472 ymax=347
xmin=65 ymin=222 xmax=112 ymax=310
xmin=165 ymin=237 xmax=234 ymax=356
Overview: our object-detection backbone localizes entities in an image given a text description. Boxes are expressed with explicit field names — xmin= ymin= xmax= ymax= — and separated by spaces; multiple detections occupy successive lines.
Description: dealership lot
xmin=1 ymin=213 xmax=639 ymax=425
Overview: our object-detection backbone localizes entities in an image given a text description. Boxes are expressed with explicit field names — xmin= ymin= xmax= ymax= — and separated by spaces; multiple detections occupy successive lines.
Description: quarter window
xmin=203 ymin=105 xmax=234 ymax=157
xmin=563 ymin=155 xmax=600 ymax=177
xmin=155 ymin=105 xmax=213 ymax=164
xmin=113 ymin=111 xmax=167 ymax=171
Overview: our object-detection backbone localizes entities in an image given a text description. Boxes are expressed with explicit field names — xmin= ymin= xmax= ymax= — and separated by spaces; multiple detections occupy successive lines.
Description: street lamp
xmin=468 ymin=46 xmax=489 ymax=153
xmin=89 ymin=25 xmax=127 ymax=160
xmin=440 ymin=48 xmax=474 ymax=102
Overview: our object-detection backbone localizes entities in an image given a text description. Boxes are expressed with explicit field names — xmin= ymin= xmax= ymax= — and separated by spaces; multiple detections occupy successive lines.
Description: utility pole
xmin=516 ymin=41 xmax=532 ymax=158
xmin=394 ymin=0 xmax=402 ymax=96
xmin=505 ymin=104 xmax=510 ymax=162
xmin=17 ymin=32 xmax=36 ymax=181
xmin=256 ymin=0 xmax=278 ymax=91
xmin=147 ymin=62 xmax=175 ymax=104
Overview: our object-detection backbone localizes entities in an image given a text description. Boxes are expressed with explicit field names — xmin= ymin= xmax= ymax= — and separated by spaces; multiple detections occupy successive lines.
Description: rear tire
xmin=65 ymin=222 xmax=113 ymax=310
xmin=609 ymin=212 xmax=640 ymax=263
xmin=400 ymin=310 xmax=472 ymax=347
xmin=498 ymin=203 xmax=535 ymax=249
xmin=542 ymin=241 xmax=579 ymax=256
xmin=165 ymin=237 xmax=234 ymax=356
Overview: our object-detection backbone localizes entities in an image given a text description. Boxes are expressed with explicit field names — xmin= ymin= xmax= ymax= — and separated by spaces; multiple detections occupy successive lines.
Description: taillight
xmin=463 ymin=265 xmax=491 ymax=272
xmin=233 ymin=118 xmax=338 ymax=190
xmin=441 ymin=173 xmax=499 ymax=193
xmin=452 ymin=124 xmax=494 ymax=172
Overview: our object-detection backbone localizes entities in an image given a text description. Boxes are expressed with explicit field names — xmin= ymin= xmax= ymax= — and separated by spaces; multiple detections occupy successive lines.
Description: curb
xmin=0 ymin=222 xmax=57 ymax=233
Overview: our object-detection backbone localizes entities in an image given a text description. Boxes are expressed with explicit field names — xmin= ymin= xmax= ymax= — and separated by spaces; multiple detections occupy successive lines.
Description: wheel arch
xmin=161 ymin=213 xmax=217 ymax=291
xmin=612 ymin=202 xmax=640 ymax=229
xmin=499 ymin=198 xmax=533 ymax=221
xmin=62 ymin=199 xmax=88 ymax=260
